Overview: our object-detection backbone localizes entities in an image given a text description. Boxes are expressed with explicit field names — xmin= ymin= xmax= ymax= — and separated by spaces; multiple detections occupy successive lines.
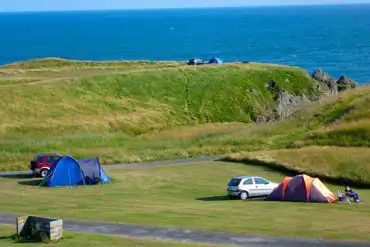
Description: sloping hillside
xmin=226 ymin=85 xmax=370 ymax=185
xmin=0 ymin=60 xmax=320 ymax=136
xmin=1 ymin=58 xmax=368 ymax=174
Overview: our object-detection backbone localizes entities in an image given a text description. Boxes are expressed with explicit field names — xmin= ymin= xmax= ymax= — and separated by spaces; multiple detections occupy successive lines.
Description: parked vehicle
xmin=227 ymin=176 xmax=279 ymax=200
xmin=29 ymin=153 xmax=62 ymax=178
xmin=187 ymin=58 xmax=206 ymax=65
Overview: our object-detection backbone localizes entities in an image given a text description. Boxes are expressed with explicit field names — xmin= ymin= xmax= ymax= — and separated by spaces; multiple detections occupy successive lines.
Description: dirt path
xmin=0 ymin=214 xmax=368 ymax=247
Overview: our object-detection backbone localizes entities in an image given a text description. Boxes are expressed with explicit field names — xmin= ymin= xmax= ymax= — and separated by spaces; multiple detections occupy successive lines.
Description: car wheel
xmin=240 ymin=191 xmax=249 ymax=200
xmin=228 ymin=195 xmax=235 ymax=200
xmin=40 ymin=169 xmax=49 ymax=178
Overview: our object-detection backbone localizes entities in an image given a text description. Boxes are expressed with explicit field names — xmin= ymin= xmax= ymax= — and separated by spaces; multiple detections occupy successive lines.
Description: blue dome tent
xmin=208 ymin=57 xmax=224 ymax=64
xmin=77 ymin=157 xmax=112 ymax=184
xmin=44 ymin=156 xmax=112 ymax=187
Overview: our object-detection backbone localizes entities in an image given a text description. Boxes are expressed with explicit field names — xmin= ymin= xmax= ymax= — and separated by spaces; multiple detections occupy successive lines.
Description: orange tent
xmin=266 ymin=174 xmax=337 ymax=203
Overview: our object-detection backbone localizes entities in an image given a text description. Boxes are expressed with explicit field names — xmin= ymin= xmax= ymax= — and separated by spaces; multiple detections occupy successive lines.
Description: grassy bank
xmin=0 ymin=225 xmax=225 ymax=247
xmin=226 ymin=146 xmax=370 ymax=186
xmin=0 ymin=59 xmax=321 ymax=171
xmin=1 ymin=162 xmax=369 ymax=241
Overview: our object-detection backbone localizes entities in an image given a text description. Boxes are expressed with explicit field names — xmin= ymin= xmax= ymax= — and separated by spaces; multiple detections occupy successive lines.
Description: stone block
xmin=16 ymin=215 xmax=63 ymax=242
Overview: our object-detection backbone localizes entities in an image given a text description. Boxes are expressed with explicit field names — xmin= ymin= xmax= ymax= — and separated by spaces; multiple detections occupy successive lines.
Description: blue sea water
xmin=0 ymin=4 xmax=370 ymax=82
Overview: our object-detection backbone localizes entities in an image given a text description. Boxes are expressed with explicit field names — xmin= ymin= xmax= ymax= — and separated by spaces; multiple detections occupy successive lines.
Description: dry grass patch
xmin=144 ymin=122 xmax=249 ymax=139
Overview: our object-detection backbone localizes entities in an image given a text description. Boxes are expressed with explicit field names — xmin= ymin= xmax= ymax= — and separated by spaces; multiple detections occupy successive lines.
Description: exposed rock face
xmin=337 ymin=76 xmax=357 ymax=91
xmin=311 ymin=69 xmax=357 ymax=95
xmin=312 ymin=69 xmax=333 ymax=83
xmin=263 ymin=80 xmax=311 ymax=121
xmin=311 ymin=69 xmax=338 ymax=96
xmin=276 ymin=91 xmax=310 ymax=120
xmin=254 ymin=69 xmax=357 ymax=123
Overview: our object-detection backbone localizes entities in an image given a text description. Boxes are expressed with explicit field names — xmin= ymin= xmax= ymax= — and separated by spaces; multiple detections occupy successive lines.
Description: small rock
xmin=256 ymin=116 xmax=267 ymax=124
xmin=250 ymin=88 xmax=258 ymax=95
xmin=311 ymin=69 xmax=333 ymax=84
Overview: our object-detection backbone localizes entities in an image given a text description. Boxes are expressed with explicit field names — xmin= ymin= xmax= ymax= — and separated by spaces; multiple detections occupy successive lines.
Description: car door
xmin=254 ymin=178 xmax=271 ymax=196
xmin=241 ymin=178 xmax=256 ymax=196
xmin=254 ymin=178 xmax=270 ymax=196
xmin=37 ymin=156 xmax=45 ymax=168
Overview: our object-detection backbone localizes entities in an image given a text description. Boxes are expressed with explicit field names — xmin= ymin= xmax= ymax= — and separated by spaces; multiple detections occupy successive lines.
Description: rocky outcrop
xmin=255 ymin=70 xmax=358 ymax=123
xmin=311 ymin=69 xmax=357 ymax=95
xmin=337 ymin=76 xmax=357 ymax=92
xmin=311 ymin=69 xmax=333 ymax=83
xmin=311 ymin=69 xmax=338 ymax=96
xmin=276 ymin=91 xmax=310 ymax=120
xmin=263 ymin=80 xmax=311 ymax=121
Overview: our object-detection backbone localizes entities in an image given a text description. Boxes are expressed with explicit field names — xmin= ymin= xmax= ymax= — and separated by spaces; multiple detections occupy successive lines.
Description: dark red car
xmin=29 ymin=153 xmax=62 ymax=178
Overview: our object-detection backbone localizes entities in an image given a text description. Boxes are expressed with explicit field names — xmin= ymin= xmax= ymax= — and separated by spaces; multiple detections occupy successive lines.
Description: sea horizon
xmin=1 ymin=2 xmax=370 ymax=14
xmin=1 ymin=4 xmax=369 ymax=82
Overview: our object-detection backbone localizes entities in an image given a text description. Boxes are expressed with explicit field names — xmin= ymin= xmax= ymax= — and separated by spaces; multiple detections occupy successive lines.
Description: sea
xmin=0 ymin=4 xmax=370 ymax=83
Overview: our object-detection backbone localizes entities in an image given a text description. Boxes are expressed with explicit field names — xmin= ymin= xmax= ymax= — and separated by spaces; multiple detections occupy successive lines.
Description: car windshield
xmin=228 ymin=178 xmax=242 ymax=186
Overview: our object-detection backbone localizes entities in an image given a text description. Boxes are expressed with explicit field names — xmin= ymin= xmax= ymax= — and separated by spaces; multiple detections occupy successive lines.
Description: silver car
xmin=227 ymin=176 xmax=279 ymax=200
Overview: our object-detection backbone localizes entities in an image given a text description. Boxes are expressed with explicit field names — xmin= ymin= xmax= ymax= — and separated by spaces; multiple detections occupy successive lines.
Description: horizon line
xmin=0 ymin=2 xmax=369 ymax=14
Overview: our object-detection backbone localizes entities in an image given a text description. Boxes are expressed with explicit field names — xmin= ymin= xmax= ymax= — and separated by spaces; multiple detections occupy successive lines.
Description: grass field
xmin=1 ymin=162 xmax=369 ymax=241
xmin=0 ymin=225 xmax=225 ymax=247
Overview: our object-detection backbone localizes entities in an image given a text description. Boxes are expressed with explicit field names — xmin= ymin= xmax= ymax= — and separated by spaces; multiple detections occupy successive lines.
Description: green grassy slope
xmin=228 ymin=146 xmax=370 ymax=186
xmin=0 ymin=59 xmax=320 ymax=171
xmin=226 ymin=86 xmax=370 ymax=184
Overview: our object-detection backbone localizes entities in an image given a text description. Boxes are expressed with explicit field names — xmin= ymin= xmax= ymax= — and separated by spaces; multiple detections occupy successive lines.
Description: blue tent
xmin=208 ymin=57 xmax=224 ymax=64
xmin=77 ymin=157 xmax=112 ymax=184
xmin=45 ymin=156 xmax=111 ymax=187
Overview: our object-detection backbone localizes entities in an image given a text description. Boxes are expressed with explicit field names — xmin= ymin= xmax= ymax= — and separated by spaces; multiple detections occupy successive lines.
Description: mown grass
xmin=0 ymin=225 xmax=225 ymax=247
xmin=227 ymin=146 xmax=370 ymax=186
xmin=0 ymin=162 xmax=369 ymax=241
